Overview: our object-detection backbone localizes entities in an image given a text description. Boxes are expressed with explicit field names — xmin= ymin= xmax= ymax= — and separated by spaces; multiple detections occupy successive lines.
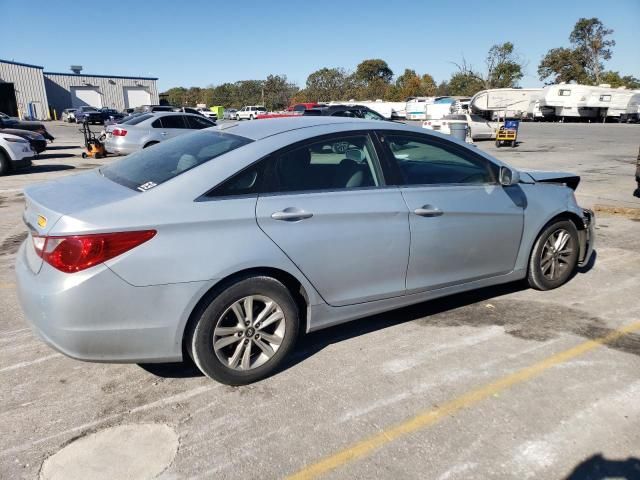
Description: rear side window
xmin=101 ymin=131 xmax=252 ymax=192
xmin=124 ymin=114 xmax=153 ymax=125
xmin=160 ymin=115 xmax=188 ymax=129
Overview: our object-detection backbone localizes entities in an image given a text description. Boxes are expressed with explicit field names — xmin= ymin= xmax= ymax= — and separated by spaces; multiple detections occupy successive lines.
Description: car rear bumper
xmin=104 ymin=137 xmax=138 ymax=155
xmin=15 ymin=242 xmax=208 ymax=363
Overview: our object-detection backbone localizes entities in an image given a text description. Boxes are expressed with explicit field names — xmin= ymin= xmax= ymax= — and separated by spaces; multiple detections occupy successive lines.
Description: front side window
xmin=102 ymin=131 xmax=252 ymax=191
xmin=559 ymin=89 xmax=571 ymax=96
xmin=383 ymin=134 xmax=496 ymax=186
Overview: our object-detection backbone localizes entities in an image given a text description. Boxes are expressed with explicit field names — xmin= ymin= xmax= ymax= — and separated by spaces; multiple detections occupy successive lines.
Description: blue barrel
xmin=449 ymin=122 xmax=468 ymax=141
xmin=505 ymin=119 xmax=520 ymax=130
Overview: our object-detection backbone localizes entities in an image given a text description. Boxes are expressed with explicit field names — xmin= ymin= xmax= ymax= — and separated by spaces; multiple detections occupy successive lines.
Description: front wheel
xmin=527 ymin=220 xmax=579 ymax=290
xmin=188 ymin=276 xmax=300 ymax=385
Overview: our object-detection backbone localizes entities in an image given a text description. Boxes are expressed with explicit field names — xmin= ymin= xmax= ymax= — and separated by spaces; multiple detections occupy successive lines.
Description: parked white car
xmin=236 ymin=106 xmax=267 ymax=120
xmin=0 ymin=132 xmax=33 ymax=175
xmin=423 ymin=113 xmax=499 ymax=140
xmin=61 ymin=108 xmax=77 ymax=123
xmin=197 ymin=108 xmax=217 ymax=119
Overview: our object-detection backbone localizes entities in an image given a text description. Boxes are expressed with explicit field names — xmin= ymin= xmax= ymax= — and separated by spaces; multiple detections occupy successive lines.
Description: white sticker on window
xmin=137 ymin=181 xmax=157 ymax=192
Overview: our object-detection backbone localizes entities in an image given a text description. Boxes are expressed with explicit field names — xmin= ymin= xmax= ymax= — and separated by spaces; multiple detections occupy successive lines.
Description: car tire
xmin=188 ymin=276 xmax=300 ymax=385
xmin=527 ymin=219 xmax=579 ymax=291
xmin=0 ymin=150 xmax=11 ymax=176
xmin=250 ymin=115 xmax=254 ymax=120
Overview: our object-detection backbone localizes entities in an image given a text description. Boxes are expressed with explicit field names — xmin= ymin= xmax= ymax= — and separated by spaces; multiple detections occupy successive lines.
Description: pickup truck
xmin=235 ymin=106 xmax=267 ymax=120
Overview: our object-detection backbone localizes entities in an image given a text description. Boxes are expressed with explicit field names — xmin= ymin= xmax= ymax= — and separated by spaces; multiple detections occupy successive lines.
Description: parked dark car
xmin=74 ymin=106 xmax=103 ymax=124
xmin=100 ymin=108 xmax=124 ymax=123
xmin=122 ymin=108 xmax=135 ymax=115
xmin=303 ymin=105 xmax=387 ymax=120
xmin=135 ymin=105 xmax=175 ymax=113
xmin=0 ymin=115 xmax=54 ymax=142
xmin=0 ymin=128 xmax=47 ymax=153
xmin=174 ymin=107 xmax=204 ymax=116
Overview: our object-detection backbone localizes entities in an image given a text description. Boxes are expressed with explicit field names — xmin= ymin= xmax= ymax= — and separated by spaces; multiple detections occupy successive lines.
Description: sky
xmin=2 ymin=0 xmax=639 ymax=91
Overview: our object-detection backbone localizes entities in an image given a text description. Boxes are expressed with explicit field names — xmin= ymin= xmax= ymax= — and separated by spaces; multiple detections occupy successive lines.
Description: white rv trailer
xmin=538 ymin=84 xmax=601 ymax=120
xmin=583 ymin=86 xmax=640 ymax=120
xmin=405 ymin=97 xmax=454 ymax=120
xmin=470 ymin=88 xmax=543 ymax=119
xmin=621 ymin=92 xmax=640 ymax=122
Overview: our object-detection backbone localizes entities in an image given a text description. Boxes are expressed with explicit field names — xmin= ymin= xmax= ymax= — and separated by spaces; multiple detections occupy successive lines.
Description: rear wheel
xmin=527 ymin=219 xmax=579 ymax=290
xmin=188 ymin=276 xmax=300 ymax=385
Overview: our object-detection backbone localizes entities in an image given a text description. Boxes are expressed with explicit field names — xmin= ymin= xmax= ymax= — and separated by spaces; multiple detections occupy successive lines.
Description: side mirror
xmin=499 ymin=166 xmax=520 ymax=186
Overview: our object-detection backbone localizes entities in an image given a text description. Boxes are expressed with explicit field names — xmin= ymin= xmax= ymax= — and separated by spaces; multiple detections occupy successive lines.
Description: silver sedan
xmin=16 ymin=117 xmax=594 ymax=385
xmin=104 ymin=111 xmax=216 ymax=155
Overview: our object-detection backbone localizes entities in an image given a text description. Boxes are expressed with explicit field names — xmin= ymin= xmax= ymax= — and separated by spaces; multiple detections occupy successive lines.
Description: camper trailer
xmin=406 ymin=97 xmax=454 ymax=120
xmin=470 ymin=88 xmax=542 ymax=119
xmin=583 ymin=86 xmax=640 ymax=121
xmin=621 ymin=92 xmax=640 ymax=123
xmin=538 ymin=84 xmax=601 ymax=120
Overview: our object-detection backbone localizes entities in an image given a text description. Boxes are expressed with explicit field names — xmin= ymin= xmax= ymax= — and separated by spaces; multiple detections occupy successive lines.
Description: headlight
xmin=2 ymin=136 xmax=28 ymax=144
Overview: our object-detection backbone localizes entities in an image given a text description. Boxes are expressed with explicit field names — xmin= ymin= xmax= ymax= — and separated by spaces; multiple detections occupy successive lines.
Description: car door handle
xmin=271 ymin=208 xmax=313 ymax=221
xmin=414 ymin=205 xmax=443 ymax=217
xmin=160 ymin=132 xmax=168 ymax=136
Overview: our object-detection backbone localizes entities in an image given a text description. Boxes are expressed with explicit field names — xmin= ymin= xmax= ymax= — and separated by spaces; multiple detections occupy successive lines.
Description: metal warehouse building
xmin=0 ymin=59 xmax=49 ymax=120
xmin=44 ymin=72 xmax=159 ymax=115
xmin=0 ymin=58 xmax=159 ymax=120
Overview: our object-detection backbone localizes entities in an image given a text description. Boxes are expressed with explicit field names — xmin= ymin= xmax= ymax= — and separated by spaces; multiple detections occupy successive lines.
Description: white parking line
xmin=0 ymin=353 xmax=62 ymax=374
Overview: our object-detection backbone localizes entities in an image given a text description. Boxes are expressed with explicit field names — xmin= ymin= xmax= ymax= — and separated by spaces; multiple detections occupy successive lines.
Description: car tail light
xmin=112 ymin=128 xmax=127 ymax=136
xmin=32 ymin=230 xmax=156 ymax=273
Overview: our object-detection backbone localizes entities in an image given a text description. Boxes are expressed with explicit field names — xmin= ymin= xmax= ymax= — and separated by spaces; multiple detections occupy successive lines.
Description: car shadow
xmin=142 ymin=251 xmax=626 ymax=382
xmin=564 ymin=454 xmax=640 ymax=479
xmin=45 ymin=145 xmax=81 ymax=151
xmin=35 ymin=153 xmax=77 ymax=160
xmin=16 ymin=165 xmax=75 ymax=174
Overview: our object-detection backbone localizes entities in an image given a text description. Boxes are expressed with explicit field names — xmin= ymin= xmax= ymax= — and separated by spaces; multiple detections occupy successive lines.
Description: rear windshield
xmin=123 ymin=113 xmax=153 ymax=125
xmin=101 ymin=130 xmax=252 ymax=192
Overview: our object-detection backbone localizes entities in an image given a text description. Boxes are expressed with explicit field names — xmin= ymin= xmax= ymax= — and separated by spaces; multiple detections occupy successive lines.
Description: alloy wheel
xmin=540 ymin=228 xmax=574 ymax=280
xmin=212 ymin=295 xmax=286 ymax=371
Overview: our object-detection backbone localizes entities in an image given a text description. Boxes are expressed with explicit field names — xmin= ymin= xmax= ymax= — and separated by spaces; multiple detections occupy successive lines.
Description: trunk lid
xmin=22 ymin=170 xmax=138 ymax=273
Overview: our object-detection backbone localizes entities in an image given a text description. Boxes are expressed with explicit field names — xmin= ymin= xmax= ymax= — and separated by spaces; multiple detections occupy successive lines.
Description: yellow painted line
xmin=287 ymin=320 xmax=640 ymax=480
xmin=0 ymin=283 xmax=16 ymax=289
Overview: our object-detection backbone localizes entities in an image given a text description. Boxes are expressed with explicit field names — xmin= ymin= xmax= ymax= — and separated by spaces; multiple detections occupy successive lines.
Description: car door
xmin=378 ymin=131 xmax=524 ymax=293
xmin=156 ymin=115 xmax=188 ymax=140
xmin=469 ymin=114 xmax=495 ymax=139
xmin=255 ymin=132 xmax=410 ymax=307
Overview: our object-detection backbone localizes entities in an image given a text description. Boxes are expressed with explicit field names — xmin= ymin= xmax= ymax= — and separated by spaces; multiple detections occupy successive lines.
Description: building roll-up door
xmin=123 ymin=87 xmax=151 ymax=108
xmin=70 ymin=86 xmax=102 ymax=108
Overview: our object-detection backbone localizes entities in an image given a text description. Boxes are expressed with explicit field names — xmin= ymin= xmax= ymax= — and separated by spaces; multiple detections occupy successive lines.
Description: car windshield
xmin=101 ymin=130 xmax=253 ymax=191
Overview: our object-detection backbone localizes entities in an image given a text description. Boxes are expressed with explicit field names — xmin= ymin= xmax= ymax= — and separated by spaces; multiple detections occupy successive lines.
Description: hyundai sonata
xmin=16 ymin=117 xmax=594 ymax=385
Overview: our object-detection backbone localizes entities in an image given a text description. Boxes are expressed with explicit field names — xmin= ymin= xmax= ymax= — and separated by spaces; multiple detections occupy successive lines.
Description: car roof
xmin=215 ymin=116 xmax=406 ymax=140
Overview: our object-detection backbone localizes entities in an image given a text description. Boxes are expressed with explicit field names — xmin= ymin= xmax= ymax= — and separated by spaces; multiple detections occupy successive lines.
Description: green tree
xmin=305 ymin=67 xmax=353 ymax=101
xmin=538 ymin=47 xmax=590 ymax=84
xmin=448 ymin=72 xmax=485 ymax=96
xmin=599 ymin=71 xmax=640 ymax=89
xmin=570 ymin=17 xmax=615 ymax=84
xmin=538 ymin=17 xmax=618 ymax=85
xmin=355 ymin=59 xmax=393 ymax=84
xmin=485 ymin=42 xmax=524 ymax=88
